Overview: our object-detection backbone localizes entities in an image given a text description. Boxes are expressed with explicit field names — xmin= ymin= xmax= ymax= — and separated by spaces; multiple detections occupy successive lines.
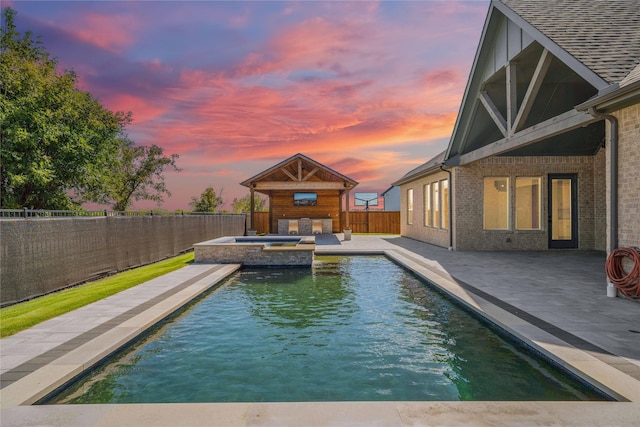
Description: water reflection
xmin=238 ymin=260 xmax=356 ymax=328
xmin=399 ymin=272 xmax=601 ymax=400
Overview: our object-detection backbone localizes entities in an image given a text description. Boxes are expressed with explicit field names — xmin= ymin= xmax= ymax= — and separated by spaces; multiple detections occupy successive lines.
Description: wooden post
xmin=250 ymin=187 xmax=255 ymax=231
xmin=268 ymin=195 xmax=273 ymax=234
xmin=339 ymin=190 xmax=343 ymax=231
xmin=345 ymin=190 xmax=351 ymax=230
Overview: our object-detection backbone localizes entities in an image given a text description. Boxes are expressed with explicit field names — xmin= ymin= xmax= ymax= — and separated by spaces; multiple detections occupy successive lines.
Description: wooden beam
xmin=512 ymin=48 xmax=552 ymax=133
xmin=253 ymin=181 xmax=348 ymax=190
xmin=459 ymin=109 xmax=600 ymax=165
xmin=478 ymin=91 xmax=507 ymax=137
xmin=506 ymin=62 xmax=517 ymax=135
xmin=301 ymin=167 xmax=319 ymax=182
xmin=280 ymin=167 xmax=298 ymax=182
xmin=297 ymin=159 xmax=302 ymax=181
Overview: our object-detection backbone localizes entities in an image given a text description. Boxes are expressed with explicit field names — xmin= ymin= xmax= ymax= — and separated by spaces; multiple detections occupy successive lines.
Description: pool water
xmin=51 ymin=256 xmax=605 ymax=403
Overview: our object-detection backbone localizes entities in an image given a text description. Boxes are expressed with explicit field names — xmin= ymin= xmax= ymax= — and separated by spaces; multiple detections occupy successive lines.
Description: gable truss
xmin=454 ymin=47 xmax=600 ymax=165
xmin=279 ymin=159 xmax=319 ymax=182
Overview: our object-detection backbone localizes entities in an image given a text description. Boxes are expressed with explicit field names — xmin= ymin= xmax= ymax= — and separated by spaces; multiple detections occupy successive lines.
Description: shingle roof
xmin=500 ymin=0 xmax=640 ymax=85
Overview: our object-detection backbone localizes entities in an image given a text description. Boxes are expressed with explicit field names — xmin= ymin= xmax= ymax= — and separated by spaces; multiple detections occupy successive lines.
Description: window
xmin=441 ymin=179 xmax=449 ymax=229
xmin=433 ymin=182 xmax=440 ymax=228
xmin=407 ymin=188 xmax=414 ymax=225
xmin=424 ymin=184 xmax=431 ymax=226
xmin=483 ymin=177 xmax=509 ymax=230
xmin=515 ymin=177 xmax=541 ymax=230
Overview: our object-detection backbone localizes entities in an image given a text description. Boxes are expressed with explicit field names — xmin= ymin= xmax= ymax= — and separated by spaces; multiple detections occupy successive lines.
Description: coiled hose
xmin=605 ymin=247 xmax=640 ymax=299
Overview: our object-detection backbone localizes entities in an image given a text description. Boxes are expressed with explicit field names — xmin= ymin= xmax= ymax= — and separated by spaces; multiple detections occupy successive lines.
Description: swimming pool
xmin=49 ymin=256 xmax=605 ymax=404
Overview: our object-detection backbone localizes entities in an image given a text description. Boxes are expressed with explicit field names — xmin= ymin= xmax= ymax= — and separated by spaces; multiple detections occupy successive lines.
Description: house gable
xmin=445 ymin=0 xmax=624 ymax=166
xmin=240 ymin=153 xmax=357 ymax=191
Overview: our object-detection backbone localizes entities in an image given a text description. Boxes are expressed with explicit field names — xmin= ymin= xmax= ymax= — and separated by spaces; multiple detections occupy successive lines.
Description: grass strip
xmin=0 ymin=252 xmax=194 ymax=338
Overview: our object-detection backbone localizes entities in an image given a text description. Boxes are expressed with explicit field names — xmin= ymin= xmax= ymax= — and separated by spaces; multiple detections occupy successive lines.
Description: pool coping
xmin=1 ymin=243 xmax=640 ymax=425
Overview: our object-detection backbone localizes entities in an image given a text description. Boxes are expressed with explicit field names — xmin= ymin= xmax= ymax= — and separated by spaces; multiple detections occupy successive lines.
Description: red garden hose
xmin=605 ymin=247 xmax=640 ymax=299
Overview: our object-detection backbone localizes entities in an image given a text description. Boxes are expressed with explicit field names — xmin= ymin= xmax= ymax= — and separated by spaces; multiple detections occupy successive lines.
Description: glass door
xmin=548 ymin=174 xmax=578 ymax=249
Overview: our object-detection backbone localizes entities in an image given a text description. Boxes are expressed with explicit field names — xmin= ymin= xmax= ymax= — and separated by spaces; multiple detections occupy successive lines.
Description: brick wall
xmin=0 ymin=214 xmax=246 ymax=305
xmin=398 ymin=170 xmax=450 ymax=248
xmin=614 ymin=103 xmax=640 ymax=249
xmin=454 ymin=154 xmax=605 ymax=251
xmin=399 ymin=154 xmax=607 ymax=251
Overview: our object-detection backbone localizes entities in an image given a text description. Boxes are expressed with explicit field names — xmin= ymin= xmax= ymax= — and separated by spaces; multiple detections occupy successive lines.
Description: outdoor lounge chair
xmin=312 ymin=220 xmax=323 ymax=234
xmin=288 ymin=219 xmax=299 ymax=235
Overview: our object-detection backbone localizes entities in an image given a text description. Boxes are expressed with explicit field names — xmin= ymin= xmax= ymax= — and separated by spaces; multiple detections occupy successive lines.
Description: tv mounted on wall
xmin=294 ymin=192 xmax=317 ymax=206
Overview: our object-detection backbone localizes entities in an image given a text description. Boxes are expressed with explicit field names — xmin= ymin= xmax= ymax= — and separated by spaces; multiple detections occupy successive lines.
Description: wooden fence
xmin=251 ymin=211 xmax=400 ymax=234
xmin=341 ymin=211 xmax=400 ymax=234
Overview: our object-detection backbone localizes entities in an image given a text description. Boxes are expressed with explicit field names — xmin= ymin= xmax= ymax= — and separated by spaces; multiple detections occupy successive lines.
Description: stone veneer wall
xmin=613 ymin=103 xmax=640 ymax=250
xmin=0 ymin=214 xmax=246 ymax=305
xmin=194 ymin=243 xmax=314 ymax=266
xmin=453 ymin=154 xmax=606 ymax=251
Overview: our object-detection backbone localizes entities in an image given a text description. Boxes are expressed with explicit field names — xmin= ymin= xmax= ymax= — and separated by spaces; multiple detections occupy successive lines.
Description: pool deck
xmin=2 ymin=234 xmax=639 ymax=426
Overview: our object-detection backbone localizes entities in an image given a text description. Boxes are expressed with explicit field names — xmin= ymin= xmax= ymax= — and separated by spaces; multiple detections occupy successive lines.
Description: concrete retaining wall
xmin=0 ymin=214 xmax=246 ymax=305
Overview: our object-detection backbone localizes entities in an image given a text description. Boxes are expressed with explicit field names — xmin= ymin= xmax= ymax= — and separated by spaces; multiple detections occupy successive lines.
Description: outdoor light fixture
xmin=494 ymin=179 xmax=507 ymax=192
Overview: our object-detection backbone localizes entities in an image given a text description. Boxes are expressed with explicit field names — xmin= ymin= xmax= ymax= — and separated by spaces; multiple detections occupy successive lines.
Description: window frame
xmin=440 ymin=179 xmax=449 ymax=230
xmin=515 ymin=176 xmax=542 ymax=231
xmin=424 ymin=183 xmax=431 ymax=226
xmin=483 ymin=177 xmax=510 ymax=230
xmin=432 ymin=181 xmax=440 ymax=228
xmin=407 ymin=188 xmax=414 ymax=225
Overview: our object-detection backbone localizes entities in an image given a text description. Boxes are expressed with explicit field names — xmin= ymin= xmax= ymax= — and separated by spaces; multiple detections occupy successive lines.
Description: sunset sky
xmin=6 ymin=0 xmax=488 ymax=211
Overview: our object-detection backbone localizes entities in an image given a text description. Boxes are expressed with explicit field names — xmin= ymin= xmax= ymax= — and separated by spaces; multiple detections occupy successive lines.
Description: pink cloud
xmin=214 ymin=169 xmax=234 ymax=177
xmin=103 ymin=94 xmax=166 ymax=124
xmin=70 ymin=12 xmax=137 ymax=52
xmin=228 ymin=16 xmax=369 ymax=80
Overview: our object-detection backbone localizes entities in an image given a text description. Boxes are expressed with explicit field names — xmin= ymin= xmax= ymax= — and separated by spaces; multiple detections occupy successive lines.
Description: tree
xmin=190 ymin=187 xmax=223 ymax=212
xmin=0 ymin=8 xmax=128 ymax=209
xmin=232 ymin=193 xmax=267 ymax=213
xmin=98 ymin=138 xmax=180 ymax=211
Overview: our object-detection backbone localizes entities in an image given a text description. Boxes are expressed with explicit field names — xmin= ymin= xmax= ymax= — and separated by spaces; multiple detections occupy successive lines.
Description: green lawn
xmin=0 ymin=252 xmax=194 ymax=338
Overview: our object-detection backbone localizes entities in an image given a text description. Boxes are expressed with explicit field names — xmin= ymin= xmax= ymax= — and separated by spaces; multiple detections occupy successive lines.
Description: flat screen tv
xmin=294 ymin=192 xmax=317 ymax=206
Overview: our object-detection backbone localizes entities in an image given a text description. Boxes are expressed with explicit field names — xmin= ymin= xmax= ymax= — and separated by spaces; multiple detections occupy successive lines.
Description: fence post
xmin=23 ymin=207 xmax=28 ymax=218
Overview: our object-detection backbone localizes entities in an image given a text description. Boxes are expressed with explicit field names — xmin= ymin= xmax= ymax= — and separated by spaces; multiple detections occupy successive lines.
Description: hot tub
xmin=193 ymin=236 xmax=316 ymax=266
